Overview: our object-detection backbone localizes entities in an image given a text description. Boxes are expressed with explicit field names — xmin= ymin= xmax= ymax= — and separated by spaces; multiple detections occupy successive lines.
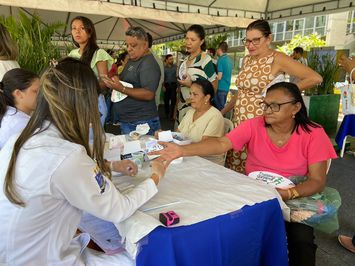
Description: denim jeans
xmin=120 ymin=116 xmax=161 ymax=135
xmin=214 ymin=91 xmax=228 ymax=111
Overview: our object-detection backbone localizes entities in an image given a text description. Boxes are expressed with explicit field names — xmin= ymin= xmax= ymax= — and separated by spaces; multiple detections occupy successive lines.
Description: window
xmin=315 ymin=16 xmax=326 ymax=28
xmin=346 ymin=10 xmax=355 ymax=34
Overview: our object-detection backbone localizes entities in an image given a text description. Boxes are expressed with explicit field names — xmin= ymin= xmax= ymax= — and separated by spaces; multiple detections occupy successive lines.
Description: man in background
xmin=215 ymin=42 xmax=233 ymax=111
xmin=163 ymin=54 xmax=177 ymax=120
xmin=107 ymin=27 xmax=161 ymax=135
xmin=290 ymin=47 xmax=308 ymax=84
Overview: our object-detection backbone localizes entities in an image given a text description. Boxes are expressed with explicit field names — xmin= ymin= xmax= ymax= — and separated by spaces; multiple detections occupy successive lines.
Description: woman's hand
xmin=149 ymin=141 xmax=183 ymax=166
xmin=276 ymin=188 xmax=290 ymax=201
xmin=112 ymin=160 xmax=138 ymax=176
xmin=178 ymin=74 xmax=192 ymax=87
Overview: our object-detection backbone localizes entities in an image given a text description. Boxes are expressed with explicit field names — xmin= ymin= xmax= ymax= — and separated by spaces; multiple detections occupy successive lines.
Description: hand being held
xmin=114 ymin=160 xmax=138 ymax=176
xmin=149 ymin=141 xmax=183 ymax=166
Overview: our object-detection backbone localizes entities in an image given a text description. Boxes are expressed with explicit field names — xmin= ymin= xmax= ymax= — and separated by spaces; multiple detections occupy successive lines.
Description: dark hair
xmin=207 ymin=48 xmax=216 ymax=56
xmin=71 ymin=16 xmax=99 ymax=65
xmin=4 ymin=57 xmax=109 ymax=206
xmin=246 ymin=19 xmax=271 ymax=37
xmin=293 ymin=47 xmax=304 ymax=54
xmin=147 ymin=32 xmax=153 ymax=48
xmin=218 ymin=42 xmax=228 ymax=53
xmin=0 ymin=68 xmax=39 ymax=125
xmin=125 ymin=27 xmax=148 ymax=42
xmin=266 ymin=82 xmax=320 ymax=133
xmin=117 ymin=51 xmax=128 ymax=67
xmin=106 ymin=49 xmax=115 ymax=57
xmin=191 ymin=79 xmax=215 ymax=105
xmin=165 ymin=54 xmax=173 ymax=61
xmin=187 ymin=24 xmax=206 ymax=51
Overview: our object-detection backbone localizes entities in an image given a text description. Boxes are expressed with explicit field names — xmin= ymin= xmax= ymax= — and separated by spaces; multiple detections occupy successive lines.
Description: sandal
xmin=338 ymin=235 xmax=355 ymax=253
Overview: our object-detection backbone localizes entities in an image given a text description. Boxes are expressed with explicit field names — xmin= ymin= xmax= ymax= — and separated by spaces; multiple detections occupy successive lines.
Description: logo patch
xmin=94 ymin=166 xmax=106 ymax=194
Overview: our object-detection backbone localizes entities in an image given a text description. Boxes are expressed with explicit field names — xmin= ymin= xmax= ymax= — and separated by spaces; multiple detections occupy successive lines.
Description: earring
xmin=292 ymin=114 xmax=295 ymax=118
xmin=204 ymin=101 xmax=208 ymax=105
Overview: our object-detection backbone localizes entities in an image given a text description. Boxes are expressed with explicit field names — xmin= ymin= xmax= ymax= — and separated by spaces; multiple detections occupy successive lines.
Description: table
xmin=335 ymin=114 xmax=355 ymax=157
xmin=115 ymin=156 xmax=289 ymax=266
xmin=137 ymin=198 xmax=287 ymax=266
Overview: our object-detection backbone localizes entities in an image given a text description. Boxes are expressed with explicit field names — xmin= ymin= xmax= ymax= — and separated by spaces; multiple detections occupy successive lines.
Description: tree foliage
xmin=276 ymin=33 xmax=326 ymax=55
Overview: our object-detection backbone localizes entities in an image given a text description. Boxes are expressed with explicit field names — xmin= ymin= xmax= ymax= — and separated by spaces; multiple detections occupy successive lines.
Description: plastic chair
xmin=223 ymin=118 xmax=235 ymax=162
xmin=223 ymin=118 xmax=234 ymax=135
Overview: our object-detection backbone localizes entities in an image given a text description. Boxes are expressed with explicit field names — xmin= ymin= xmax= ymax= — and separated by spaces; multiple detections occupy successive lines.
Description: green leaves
xmin=276 ymin=33 xmax=326 ymax=55
xmin=0 ymin=12 xmax=64 ymax=74
xmin=306 ymin=51 xmax=339 ymax=95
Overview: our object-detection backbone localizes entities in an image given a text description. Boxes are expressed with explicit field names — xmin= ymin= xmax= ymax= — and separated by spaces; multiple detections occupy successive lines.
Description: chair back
xmin=224 ymin=118 xmax=234 ymax=134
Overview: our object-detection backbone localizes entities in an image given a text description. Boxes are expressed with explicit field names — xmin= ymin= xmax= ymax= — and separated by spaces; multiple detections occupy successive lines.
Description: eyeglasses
xmin=242 ymin=36 xmax=265 ymax=46
xmin=260 ymin=100 xmax=297 ymax=112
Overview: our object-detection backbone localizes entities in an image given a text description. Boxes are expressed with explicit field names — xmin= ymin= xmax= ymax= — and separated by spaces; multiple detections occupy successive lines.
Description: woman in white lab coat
xmin=0 ymin=68 xmax=39 ymax=149
xmin=0 ymin=57 xmax=165 ymax=266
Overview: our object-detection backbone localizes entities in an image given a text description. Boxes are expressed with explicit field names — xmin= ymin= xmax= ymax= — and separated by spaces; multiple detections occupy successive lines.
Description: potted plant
xmin=304 ymin=47 xmax=341 ymax=136
xmin=0 ymin=12 xmax=64 ymax=74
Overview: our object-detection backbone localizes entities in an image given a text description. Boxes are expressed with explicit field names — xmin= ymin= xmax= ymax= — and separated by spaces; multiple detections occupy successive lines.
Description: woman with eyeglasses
xmin=221 ymin=19 xmax=322 ymax=174
xmin=152 ymin=82 xmax=337 ymax=266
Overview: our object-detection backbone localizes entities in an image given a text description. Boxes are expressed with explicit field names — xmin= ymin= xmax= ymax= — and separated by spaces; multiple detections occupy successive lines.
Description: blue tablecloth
xmin=136 ymin=198 xmax=288 ymax=266
xmin=335 ymin=114 xmax=355 ymax=148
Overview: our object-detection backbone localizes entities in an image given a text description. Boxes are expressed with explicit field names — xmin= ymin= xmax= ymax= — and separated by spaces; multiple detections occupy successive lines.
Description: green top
xmin=68 ymin=48 xmax=114 ymax=77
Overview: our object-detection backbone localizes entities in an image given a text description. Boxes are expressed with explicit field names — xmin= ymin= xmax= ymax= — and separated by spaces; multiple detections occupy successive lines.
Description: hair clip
xmin=49 ymin=59 xmax=58 ymax=68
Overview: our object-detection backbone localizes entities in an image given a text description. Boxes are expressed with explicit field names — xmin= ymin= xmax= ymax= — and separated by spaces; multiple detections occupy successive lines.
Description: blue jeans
xmin=214 ymin=91 xmax=228 ymax=111
xmin=120 ymin=117 xmax=161 ymax=135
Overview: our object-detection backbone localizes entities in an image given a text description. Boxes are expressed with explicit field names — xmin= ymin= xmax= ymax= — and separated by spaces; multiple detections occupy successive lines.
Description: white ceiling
xmin=0 ymin=0 xmax=354 ymax=45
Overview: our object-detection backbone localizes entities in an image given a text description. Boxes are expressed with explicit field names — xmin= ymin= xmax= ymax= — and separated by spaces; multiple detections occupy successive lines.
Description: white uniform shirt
xmin=0 ymin=124 xmax=157 ymax=265
xmin=0 ymin=60 xmax=20 ymax=81
xmin=0 ymin=106 xmax=30 ymax=149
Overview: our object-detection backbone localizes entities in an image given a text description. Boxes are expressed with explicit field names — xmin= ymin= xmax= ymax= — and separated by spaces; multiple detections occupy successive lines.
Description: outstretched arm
xmin=152 ymin=136 xmax=233 ymax=165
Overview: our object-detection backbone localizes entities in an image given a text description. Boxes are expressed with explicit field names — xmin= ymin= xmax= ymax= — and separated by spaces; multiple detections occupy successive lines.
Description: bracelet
xmin=110 ymin=161 xmax=114 ymax=170
xmin=287 ymin=189 xmax=292 ymax=200
xmin=122 ymin=86 xmax=126 ymax=93
xmin=290 ymin=187 xmax=300 ymax=199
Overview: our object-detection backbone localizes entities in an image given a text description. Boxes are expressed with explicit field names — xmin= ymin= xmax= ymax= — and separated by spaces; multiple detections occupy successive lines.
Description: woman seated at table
xmin=152 ymin=81 xmax=337 ymax=266
xmin=0 ymin=68 xmax=39 ymax=149
xmin=177 ymin=79 xmax=224 ymax=165
xmin=0 ymin=57 xmax=167 ymax=265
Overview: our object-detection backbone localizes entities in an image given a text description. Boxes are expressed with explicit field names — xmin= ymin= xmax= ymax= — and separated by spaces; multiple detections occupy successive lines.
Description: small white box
xmin=172 ymin=132 xmax=191 ymax=146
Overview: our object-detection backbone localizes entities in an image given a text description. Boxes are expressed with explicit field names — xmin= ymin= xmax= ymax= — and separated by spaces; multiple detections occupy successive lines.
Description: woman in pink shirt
xmin=152 ymin=81 xmax=337 ymax=266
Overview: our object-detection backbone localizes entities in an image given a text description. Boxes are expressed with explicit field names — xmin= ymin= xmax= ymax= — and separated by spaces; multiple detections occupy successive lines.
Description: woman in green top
xmin=176 ymin=24 xmax=217 ymax=124
xmin=69 ymin=16 xmax=114 ymax=126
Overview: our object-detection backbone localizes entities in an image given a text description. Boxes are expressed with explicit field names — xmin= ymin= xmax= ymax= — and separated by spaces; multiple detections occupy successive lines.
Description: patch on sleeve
xmin=93 ymin=166 xmax=107 ymax=194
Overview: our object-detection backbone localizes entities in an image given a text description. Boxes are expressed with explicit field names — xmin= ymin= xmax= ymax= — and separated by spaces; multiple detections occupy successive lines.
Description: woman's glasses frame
xmin=242 ymin=36 xmax=265 ymax=46
xmin=260 ymin=100 xmax=297 ymax=112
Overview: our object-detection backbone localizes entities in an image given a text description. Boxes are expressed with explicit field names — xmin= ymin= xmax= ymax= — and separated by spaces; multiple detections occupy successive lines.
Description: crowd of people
xmin=0 ymin=16 xmax=353 ymax=265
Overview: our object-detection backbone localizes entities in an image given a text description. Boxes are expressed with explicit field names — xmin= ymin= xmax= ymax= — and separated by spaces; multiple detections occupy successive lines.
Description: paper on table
xmin=123 ymin=140 xmax=142 ymax=155
xmin=111 ymin=81 xmax=133 ymax=103
xmin=78 ymin=212 xmax=125 ymax=255
xmin=158 ymin=130 xmax=173 ymax=142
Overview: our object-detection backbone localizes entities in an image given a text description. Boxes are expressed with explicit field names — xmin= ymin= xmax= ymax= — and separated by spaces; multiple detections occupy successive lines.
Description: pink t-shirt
xmin=226 ymin=116 xmax=337 ymax=177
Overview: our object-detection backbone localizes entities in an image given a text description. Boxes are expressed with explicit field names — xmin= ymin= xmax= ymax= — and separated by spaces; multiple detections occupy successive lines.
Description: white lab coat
xmin=0 ymin=123 xmax=157 ymax=265
xmin=0 ymin=106 xmax=30 ymax=149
